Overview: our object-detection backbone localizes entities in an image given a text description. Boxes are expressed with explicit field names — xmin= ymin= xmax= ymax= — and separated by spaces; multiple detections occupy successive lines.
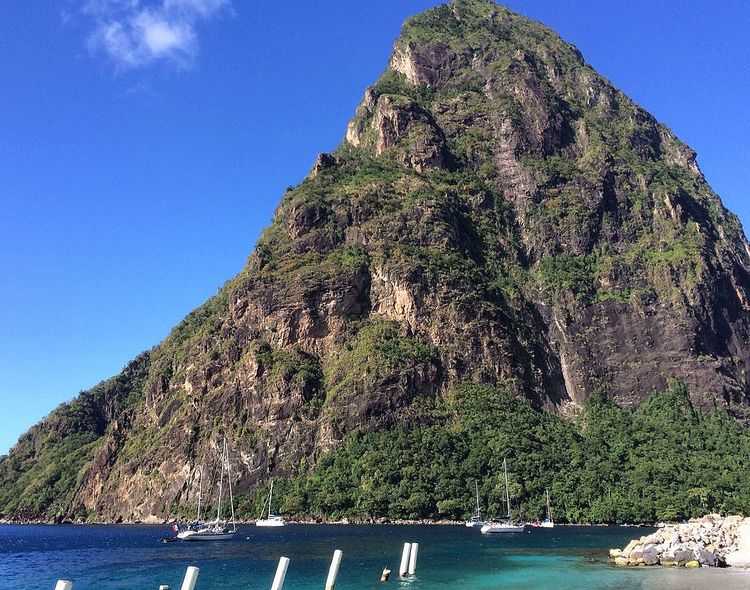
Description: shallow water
xmin=0 ymin=524 xmax=748 ymax=589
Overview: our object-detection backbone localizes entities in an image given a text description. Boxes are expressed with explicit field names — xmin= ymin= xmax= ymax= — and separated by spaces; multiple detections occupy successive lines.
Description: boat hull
xmin=465 ymin=520 xmax=486 ymax=528
xmin=481 ymin=523 xmax=526 ymax=534
xmin=177 ymin=530 xmax=236 ymax=541
xmin=256 ymin=519 xmax=285 ymax=527
xmin=540 ymin=521 xmax=554 ymax=528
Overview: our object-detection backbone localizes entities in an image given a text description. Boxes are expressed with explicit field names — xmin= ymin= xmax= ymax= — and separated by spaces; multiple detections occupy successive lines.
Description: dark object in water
xmin=161 ymin=536 xmax=179 ymax=544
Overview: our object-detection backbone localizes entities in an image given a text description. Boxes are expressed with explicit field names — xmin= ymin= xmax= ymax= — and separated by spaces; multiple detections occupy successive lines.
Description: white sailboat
xmin=176 ymin=438 xmax=237 ymax=541
xmin=465 ymin=480 xmax=486 ymax=528
xmin=481 ymin=457 xmax=526 ymax=534
xmin=540 ymin=488 xmax=554 ymax=528
xmin=256 ymin=479 xmax=285 ymax=527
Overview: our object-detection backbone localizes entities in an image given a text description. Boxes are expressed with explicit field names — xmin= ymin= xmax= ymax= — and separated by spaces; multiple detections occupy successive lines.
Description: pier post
xmin=180 ymin=566 xmax=199 ymax=590
xmin=408 ymin=543 xmax=419 ymax=575
xmin=399 ymin=543 xmax=411 ymax=577
xmin=271 ymin=556 xmax=290 ymax=590
xmin=324 ymin=549 xmax=343 ymax=590
xmin=54 ymin=582 xmax=73 ymax=590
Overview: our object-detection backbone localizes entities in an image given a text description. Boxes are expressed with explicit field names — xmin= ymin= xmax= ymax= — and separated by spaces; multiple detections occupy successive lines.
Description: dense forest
xmin=227 ymin=380 xmax=750 ymax=524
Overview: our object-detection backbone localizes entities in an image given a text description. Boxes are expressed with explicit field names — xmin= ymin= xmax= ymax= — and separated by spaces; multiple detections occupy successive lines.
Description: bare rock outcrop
xmin=611 ymin=515 xmax=750 ymax=568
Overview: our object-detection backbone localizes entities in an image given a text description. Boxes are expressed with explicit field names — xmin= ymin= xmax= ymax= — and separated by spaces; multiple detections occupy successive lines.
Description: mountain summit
xmin=3 ymin=0 xmax=750 ymax=522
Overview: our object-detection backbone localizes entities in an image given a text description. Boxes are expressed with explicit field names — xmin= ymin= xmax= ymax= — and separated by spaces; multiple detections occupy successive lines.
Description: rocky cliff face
xmin=2 ymin=0 xmax=750 ymax=522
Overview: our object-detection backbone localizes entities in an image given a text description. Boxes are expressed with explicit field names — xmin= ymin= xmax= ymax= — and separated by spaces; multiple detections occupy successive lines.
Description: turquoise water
xmin=1 ymin=524 xmax=749 ymax=589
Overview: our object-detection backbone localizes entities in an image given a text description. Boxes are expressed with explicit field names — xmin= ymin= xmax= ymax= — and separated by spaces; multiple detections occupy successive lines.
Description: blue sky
xmin=1 ymin=0 xmax=748 ymax=455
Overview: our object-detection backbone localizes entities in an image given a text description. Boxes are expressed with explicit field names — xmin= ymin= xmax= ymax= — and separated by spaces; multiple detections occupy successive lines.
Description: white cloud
xmin=82 ymin=0 xmax=230 ymax=70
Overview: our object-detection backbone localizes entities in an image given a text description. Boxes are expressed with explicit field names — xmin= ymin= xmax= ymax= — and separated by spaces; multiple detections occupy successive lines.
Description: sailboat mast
xmin=268 ymin=480 xmax=274 ymax=519
xmin=475 ymin=480 xmax=480 ymax=516
xmin=216 ymin=439 xmax=225 ymax=523
xmin=546 ymin=488 xmax=551 ymax=521
xmin=503 ymin=456 xmax=511 ymax=519
xmin=196 ymin=465 xmax=203 ymax=522
xmin=225 ymin=438 xmax=236 ymax=528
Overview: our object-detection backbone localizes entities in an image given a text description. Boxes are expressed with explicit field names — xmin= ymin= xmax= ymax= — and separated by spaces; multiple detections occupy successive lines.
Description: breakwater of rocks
xmin=611 ymin=514 xmax=750 ymax=568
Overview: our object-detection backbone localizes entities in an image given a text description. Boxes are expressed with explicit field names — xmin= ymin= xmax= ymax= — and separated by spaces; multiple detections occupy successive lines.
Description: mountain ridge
xmin=2 ymin=0 xmax=750 ymax=523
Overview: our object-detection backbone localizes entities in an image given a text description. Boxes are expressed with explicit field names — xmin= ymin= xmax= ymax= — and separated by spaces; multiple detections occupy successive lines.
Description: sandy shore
xmin=631 ymin=567 xmax=750 ymax=589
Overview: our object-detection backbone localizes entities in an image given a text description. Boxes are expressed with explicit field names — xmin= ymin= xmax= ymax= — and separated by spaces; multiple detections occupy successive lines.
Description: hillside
xmin=2 ymin=0 xmax=750 ymax=524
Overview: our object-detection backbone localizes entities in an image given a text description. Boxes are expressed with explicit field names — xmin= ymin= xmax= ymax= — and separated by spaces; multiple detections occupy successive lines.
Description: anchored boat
xmin=175 ymin=437 xmax=237 ymax=541
xmin=481 ymin=457 xmax=526 ymax=534
xmin=540 ymin=488 xmax=554 ymax=528
xmin=465 ymin=480 xmax=486 ymax=528
xmin=256 ymin=479 xmax=286 ymax=527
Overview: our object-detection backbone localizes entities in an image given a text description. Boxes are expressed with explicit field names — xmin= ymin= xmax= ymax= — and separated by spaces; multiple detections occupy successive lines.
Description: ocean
xmin=1 ymin=524 xmax=749 ymax=590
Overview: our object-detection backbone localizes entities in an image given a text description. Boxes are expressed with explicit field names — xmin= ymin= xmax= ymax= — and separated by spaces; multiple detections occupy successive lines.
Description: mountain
xmin=3 ymin=0 xmax=750 ymax=524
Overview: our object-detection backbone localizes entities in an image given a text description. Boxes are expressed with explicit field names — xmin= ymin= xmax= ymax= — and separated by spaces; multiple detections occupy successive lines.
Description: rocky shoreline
xmin=611 ymin=515 xmax=750 ymax=568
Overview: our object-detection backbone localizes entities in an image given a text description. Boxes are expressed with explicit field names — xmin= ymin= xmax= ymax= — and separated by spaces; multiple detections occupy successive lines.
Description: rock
xmin=697 ymin=549 xmax=717 ymax=567
xmin=609 ymin=549 xmax=622 ymax=558
xmin=5 ymin=0 xmax=750 ymax=527
xmin=622 ymin=539 xmax=639 ymax=558
xmin=614 ymin=557 xmax=630 ymax=567
xmin=642 ymin=545 xmax=659 ymax=565
xmin=685 ymin=561 xmax=700 ymax=568
xmin=309 ymin=152 xmax=337 ymax=177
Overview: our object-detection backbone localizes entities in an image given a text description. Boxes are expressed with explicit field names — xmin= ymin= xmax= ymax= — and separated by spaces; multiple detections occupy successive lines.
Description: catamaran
xmin=256 ymin=479 xmax=285 ymax=527
xmin=540 ymin=488 xmax=554 ymax=528
xmin=176 ymin=437 xmax=237 ymax=541
xmin=465 ymin=480 xmax=486 ymax=528
xmin=481 ymin=457 xmax=526 ymax=534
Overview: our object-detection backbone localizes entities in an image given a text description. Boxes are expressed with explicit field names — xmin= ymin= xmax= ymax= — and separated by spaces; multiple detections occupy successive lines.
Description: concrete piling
xmin=271 ymin=556 xmax=290 ymax=590
xmin=324 ymin=549 xmax=343 ymax=590
xmin=179 ymin=566 xmax=199 ymax=590
xmin=399 ymin=543 xmax=411 ymax=577
xmin=408 ymin=543 xmax=419 ymax=575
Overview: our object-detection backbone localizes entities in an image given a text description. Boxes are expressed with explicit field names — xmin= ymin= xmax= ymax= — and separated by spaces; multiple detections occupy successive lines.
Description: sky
xmin=1 ymin=0 xmax=749 ymax=455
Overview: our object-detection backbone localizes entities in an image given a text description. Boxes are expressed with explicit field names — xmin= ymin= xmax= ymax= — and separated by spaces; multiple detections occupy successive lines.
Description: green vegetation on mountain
xmin=1 ymin=0 xmax=749 ymax=523
xmin=238 ymin=381 xmax=750 ymax=524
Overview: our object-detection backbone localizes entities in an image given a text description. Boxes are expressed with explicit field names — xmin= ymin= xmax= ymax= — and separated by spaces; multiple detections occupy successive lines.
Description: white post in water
xmin=54 ymin=582 xmax=73 ymax=590
xmin=271 ymin=556 xmax=290 ymax=590
xmin=399 ymin=543 xmax=411 ymax=577
xmin=408 ymin=543 xmax=419 ymax=575
xmin=180 ymin=566 xmax=199 ymax=590
xmin=325 ymin=549 xmax=343 ymax=590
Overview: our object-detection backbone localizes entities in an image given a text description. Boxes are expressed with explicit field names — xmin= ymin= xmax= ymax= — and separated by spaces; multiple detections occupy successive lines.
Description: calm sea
xmin=1 ymin=524 xmax=749 ymax=590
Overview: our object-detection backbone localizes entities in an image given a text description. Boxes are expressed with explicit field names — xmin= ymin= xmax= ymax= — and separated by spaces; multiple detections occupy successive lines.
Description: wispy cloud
xmin=82 ymin=0 xmax=230 ymax=70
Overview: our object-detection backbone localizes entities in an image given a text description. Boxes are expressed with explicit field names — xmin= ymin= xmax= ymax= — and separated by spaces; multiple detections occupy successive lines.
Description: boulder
xmin=642 ymin=545 xmax=659 ymax=566
xmin=622 ymin=539 xmax=639 ymax=558
xmin=671 ymin=548 xmax=694 ymax=566
xmin=697 ymin=549 xmax=717 ymax=567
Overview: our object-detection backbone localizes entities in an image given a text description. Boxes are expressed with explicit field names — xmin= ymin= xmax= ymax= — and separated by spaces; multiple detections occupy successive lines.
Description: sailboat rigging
xmin=256 ymin=479 xmax=285 ymax=527
xmin=465 ymin=480 xmax=486 ymax=528
xmin=174 ymin=437 xmax=237 ymax=541
xmin=481 ymin=457 xmax=526 ymax=534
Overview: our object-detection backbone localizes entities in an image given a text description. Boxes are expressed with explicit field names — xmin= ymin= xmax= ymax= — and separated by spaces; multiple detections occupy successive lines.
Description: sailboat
xmin=540 ymin=488 xmax=554 ymax=528
xmin=256 ymin=479 xmax=285 ymax=527
xmin=481 ymin=457 xmax=526 ymax=534
xmin=176 ymin=438 xmax=237 ymax=541
xmin=465 ymin=480 xmax=486 ymax=528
